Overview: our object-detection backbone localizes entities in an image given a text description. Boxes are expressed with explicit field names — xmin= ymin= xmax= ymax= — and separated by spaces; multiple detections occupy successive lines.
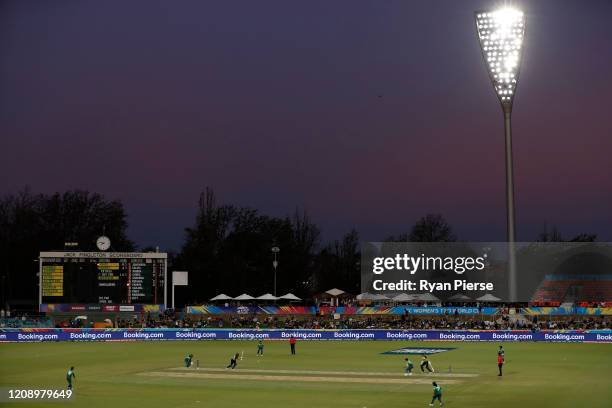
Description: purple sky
xmin=1 ymin=0 xmax=611 ymax=250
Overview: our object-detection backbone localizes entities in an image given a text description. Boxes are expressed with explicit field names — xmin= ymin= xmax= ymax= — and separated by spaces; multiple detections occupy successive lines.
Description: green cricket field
xmin=1 ymin=341 xmax=610 ymax=408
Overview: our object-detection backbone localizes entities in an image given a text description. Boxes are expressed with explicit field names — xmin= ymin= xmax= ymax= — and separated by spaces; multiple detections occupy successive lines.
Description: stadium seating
xmin=531 ymin=275 xmax=612 ymax=303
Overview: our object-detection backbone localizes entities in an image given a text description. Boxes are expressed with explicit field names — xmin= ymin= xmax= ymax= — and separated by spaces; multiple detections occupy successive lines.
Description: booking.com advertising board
xmin=1 ymin=329 xmax=611 ymax=343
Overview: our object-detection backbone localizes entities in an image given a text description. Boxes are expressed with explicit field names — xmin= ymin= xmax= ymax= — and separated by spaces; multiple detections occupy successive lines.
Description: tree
xmin=312 ymin=229 xmax=360 ymax=294
xmin=409 ymin=214 xmax=456 ymax=242
xmin=177 ymin=189 xmax=321 ymax=303
xmin=0 ymin=188 xmax=134 ymax=308
xmin=537 ymin=223 xmax=597 ymax=242
xmin=387 ymin=214 xmax=456 ymax=242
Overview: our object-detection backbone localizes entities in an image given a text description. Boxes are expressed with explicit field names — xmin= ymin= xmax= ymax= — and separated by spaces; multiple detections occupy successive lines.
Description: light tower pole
xmin=475 ymin=8 xmax=525 ymax=300
xmin=271 ymin=246 xmax=280 ymax=297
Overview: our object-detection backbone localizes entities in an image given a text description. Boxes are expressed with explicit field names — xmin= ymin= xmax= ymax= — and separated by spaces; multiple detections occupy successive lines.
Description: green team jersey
xmin=406 ymin=360 xmax=413 ymax=368
xmin=257 ymin=341 xmax=264 ymax=349
xmin=66 ymin=370 xmax=75 ymax=382
xmin=433 ymin=386 xmax=442 ymax=397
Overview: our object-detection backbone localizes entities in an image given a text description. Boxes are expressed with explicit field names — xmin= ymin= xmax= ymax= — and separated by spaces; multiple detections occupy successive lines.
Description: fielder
xmin=429 ymin=381 xmax=444 ymax=406
xmin=66 ymin=366 xmax=76 ymax=390
xmin=404 ymin=358 xmax=414 ymax=376
xmin=257 ymin=340 xmax=264 ymax=356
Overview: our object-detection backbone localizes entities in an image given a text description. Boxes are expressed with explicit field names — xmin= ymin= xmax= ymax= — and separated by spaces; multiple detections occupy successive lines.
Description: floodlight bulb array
xmin=476 ymin=8 xmax=525 ymax=105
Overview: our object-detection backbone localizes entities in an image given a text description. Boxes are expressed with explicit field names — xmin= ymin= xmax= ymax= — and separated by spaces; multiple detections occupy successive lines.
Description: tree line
xmin=0 ymin=188 xmax=596 ymax=307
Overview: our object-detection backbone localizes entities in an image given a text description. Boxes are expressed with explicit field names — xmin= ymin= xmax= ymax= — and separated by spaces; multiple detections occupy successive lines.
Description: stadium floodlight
xmin=475 ymin=8 xmax=525 ymax=301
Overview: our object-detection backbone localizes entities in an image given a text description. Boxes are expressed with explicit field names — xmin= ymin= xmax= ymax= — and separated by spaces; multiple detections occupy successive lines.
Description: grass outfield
xmin=1 ymin=341 xmax=611 ymax=408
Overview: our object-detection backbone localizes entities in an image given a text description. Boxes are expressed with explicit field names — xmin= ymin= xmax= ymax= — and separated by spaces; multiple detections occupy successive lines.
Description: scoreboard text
xmin=39 ymin=252 xmax=166 ymax=307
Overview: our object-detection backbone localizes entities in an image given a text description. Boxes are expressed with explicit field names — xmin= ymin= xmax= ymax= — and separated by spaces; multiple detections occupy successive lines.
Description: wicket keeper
xmin=66 ymin=366 xmax=75 ymax=390
xmin=429 ymin=381 xmax=444 ymax=406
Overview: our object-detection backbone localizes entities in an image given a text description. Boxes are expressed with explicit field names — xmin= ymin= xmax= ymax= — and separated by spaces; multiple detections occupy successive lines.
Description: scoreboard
xmin=39 ymin=252 xmax=166 ymax=311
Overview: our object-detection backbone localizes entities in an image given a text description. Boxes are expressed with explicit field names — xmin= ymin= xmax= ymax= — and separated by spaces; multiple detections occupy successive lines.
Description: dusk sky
xmin=1 ymin=0 xmax=611 ymax=250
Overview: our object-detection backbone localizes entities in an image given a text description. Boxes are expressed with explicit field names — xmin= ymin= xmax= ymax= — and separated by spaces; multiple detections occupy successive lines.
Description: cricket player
xmin=257 ymin=340 xmax=264 ymax=356
xmin=289 ymin=335 xmax=297 ymax=355
xmin=420 ymin=355 xmax=434 ymax=373
xmin=497 ymin=353 xmax=504 ymax=376
xmin=429 ymin=381 xmax=444 ymax=406
xmin=498 ymin=345 xmax=505 ymax=362
xmin=184 ymin=353 xmax=194 ymax=367
xmin=226 ymin=353 xmax=239 ymax=369
xmin=66 ymin=366 xmax=76 ymax=390
xmin=404 ymin=358 xmax=414 ymax=376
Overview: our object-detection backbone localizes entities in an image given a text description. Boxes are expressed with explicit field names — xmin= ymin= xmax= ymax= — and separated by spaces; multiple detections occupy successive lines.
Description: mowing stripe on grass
xmin=140 ymin=371 xmax=463 ymax=385
xmin=168 ymin=367 xmax=478 ymax=378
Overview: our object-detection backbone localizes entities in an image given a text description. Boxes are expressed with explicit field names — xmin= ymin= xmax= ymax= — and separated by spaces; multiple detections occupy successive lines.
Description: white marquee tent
xmin=392 ymin=293 xmax=415 ymax=302
xmin=476 ymin=293 xmax=502 ymax=302
xmin=279 ymin=293 xmax=302 ymax=301
xmin=233 ymin=293 xmax=255 ymax=301
xmin=210 ymin=293 xmax=233 ymax=301
xmin=256 ymin=293 xmax=279 ymax=301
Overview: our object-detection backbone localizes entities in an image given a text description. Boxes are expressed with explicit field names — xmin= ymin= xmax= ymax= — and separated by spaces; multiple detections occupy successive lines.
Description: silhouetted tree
xmin=176 ymin=189 xmax=320 ymax=302
xmin=537 ymin=223 xmax=597 ymax=242
xmin=0 ymin=188 xmax=133 ymax=308
xmin=388 ymin=214 xmax=456 ymax=242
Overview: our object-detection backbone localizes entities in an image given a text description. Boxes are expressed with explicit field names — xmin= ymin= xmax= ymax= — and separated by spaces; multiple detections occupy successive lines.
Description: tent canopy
xmin=413 ymin=293 xmax=440 ymax=301
xmin=279 ymin=293 xmax=302 ymax=301
xmin=447 ymin=293 xmax=472 ymax=301
xmin=233 ymin=293 xmax=255 ymax=301
xmin=356 ymin=292 xmax=375 ymax=300
xmin=476 ymin=293 xmax=502 ymax=302
xmin=392 ymin=293 xmax=415 ymax=302
xmin=372 ymin=294 xmax=389 ymax=301
xmin=325 ymin=288 xmax=345 ymax=297
xmin=210 ymin=293 xmax=233 ymax=301
xmin=256 ymin=293 xmax=279 ymax=301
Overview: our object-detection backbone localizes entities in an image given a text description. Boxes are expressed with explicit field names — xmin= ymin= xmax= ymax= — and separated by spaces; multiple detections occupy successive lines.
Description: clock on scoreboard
xmin=39 ymin=251 xmax=167 ymax=312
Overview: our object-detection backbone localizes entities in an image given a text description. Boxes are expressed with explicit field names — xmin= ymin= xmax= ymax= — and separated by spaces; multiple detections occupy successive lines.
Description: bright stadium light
xmin=475 ymin=8 xmax=525 ymax=107
xmin=475 ymin=7 xmax=526 ymax=301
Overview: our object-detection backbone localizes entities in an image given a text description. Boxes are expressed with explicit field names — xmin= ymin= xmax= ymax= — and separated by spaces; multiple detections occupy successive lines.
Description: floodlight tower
xmin=475 ymin=8 xmax=525 ymax=300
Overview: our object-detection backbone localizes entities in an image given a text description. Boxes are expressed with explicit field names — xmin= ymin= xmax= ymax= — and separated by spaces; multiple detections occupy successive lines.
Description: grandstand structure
xmin=531 ymin=275 xmax=612 ymax=306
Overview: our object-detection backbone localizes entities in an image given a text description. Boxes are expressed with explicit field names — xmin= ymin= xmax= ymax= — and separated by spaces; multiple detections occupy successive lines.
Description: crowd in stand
xmin=0 ymin=313 xmax=52 ymax=328
xmin=108 ymin=311 xmax=611 ymax=331
xmin=2 ymin=305 xmax=610 ymax=330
